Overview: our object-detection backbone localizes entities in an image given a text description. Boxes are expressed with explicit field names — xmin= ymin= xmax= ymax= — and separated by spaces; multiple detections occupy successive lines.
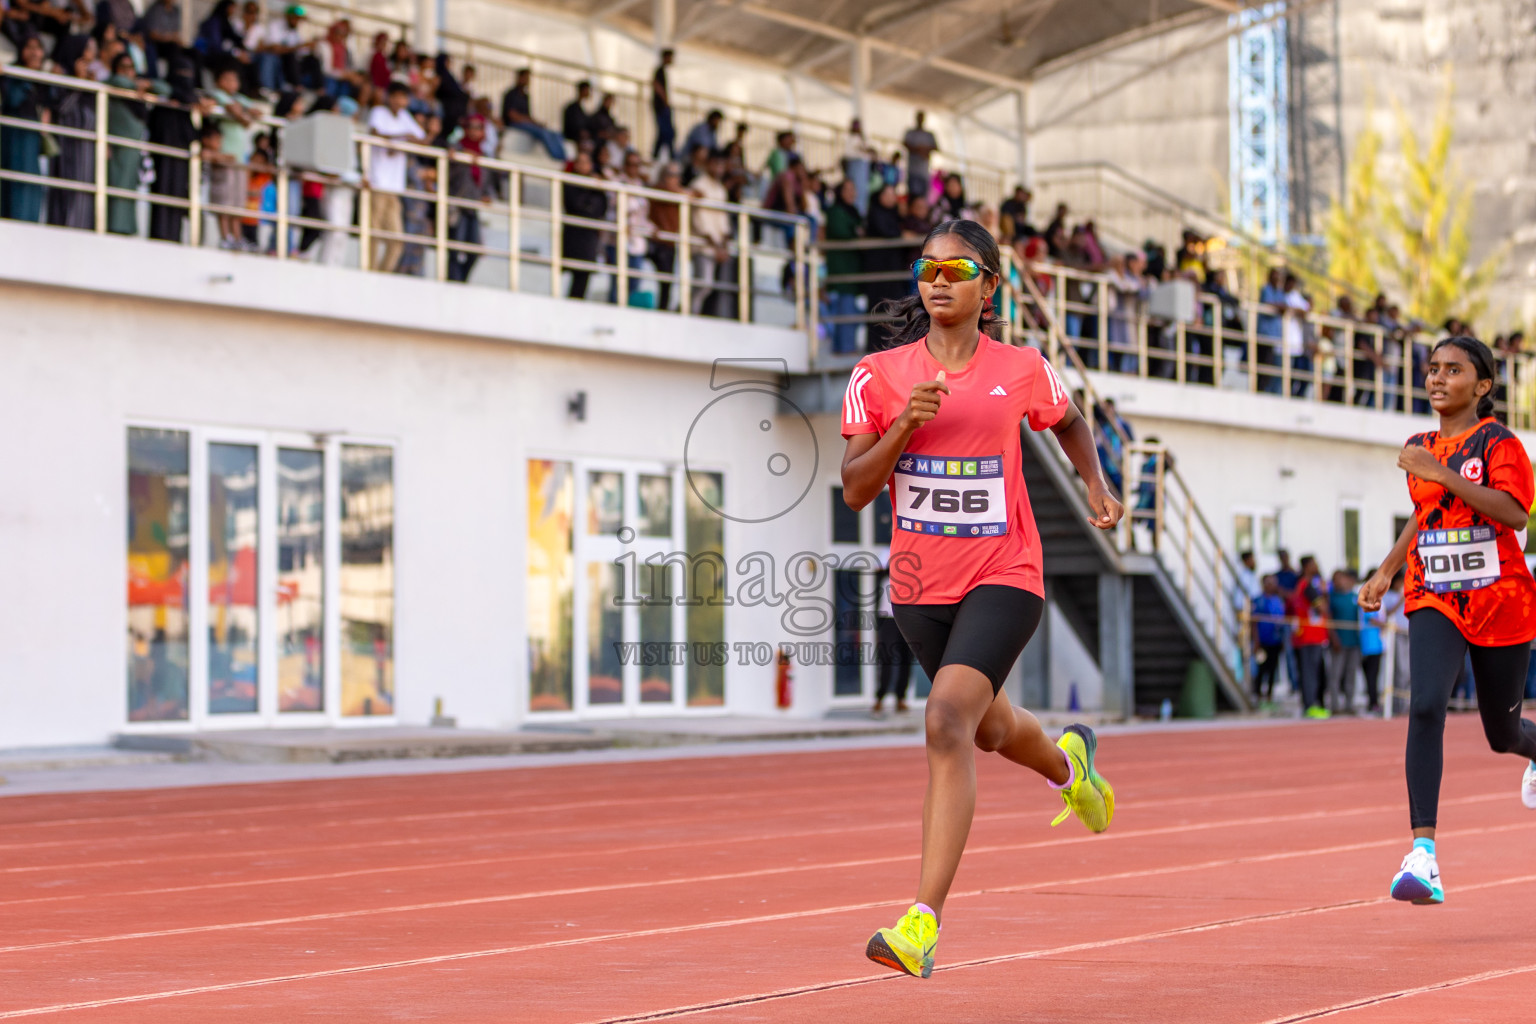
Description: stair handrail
xmin=1003 ymin=251 xmax=1253 ymax=699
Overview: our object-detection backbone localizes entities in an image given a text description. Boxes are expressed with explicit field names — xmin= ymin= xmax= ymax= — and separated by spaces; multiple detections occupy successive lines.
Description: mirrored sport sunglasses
xmin=912 ymin=257 xmax=985 ymax=283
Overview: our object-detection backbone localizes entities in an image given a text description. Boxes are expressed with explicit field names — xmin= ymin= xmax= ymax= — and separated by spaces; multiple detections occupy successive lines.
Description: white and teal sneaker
xmin=1522 ymin=761 xmax=1536 ymax=810
xmin=1390 ymin=843 xmax=1444 ymax=905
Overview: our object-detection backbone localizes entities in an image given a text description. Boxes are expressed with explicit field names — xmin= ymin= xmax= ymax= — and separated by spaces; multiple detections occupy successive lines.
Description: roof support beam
xmin=866 ymin=0 xmax=1058 ymax=92
xmin=736 ymin=2 xmax=1027 ymax=92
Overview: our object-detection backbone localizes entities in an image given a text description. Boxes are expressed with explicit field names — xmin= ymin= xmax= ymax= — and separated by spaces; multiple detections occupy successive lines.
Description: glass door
xmin=575 ymin=464 xmax=685 ymax=715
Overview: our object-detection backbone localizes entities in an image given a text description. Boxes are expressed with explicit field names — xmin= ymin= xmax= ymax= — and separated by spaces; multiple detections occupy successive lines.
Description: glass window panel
xmin=639 ymin=562 xmax=673 ymax=703
xmin=587 ymin=471 xmax=623 ymax=535
xmin=127 ymin=428 xmax=190 ymax=722
xmin=831 ymin=487 xmax=860 ymax=544
xmin=278 ymin=448 xmax=325 ymax=712
xmin=1233 ymin=514 xmax=1254 ymax=557
xmin=1343 ymin=507 xmax=1361 ymax=574
xmin=638 ymin=474 xmax=672 ymax=538
xmin=208 ymin=443 xmax=259 ymax=714
xmin=685 ymin=471 xmax=725 ymax=706
xmin=873 ymin=491 xmax=893 ymax=545
xmin=527 ymin=460 xmax=574 ymax=711
xmin=341 ymin=445 xmax=394 ymax=717
xmin=587 ymin=562 xmax=624 ymax=705
xmin=1259 ymin=516 xmax=1279 ymax=559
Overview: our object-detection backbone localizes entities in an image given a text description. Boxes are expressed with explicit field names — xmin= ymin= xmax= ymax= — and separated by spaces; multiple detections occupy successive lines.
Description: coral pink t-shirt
xmin=841 ymin=336 xmax=1068 ymax=604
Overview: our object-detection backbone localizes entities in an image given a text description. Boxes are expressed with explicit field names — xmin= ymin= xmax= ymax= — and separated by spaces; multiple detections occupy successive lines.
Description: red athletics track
xmin=1 ymin=716 xmax=1534 ymax=1023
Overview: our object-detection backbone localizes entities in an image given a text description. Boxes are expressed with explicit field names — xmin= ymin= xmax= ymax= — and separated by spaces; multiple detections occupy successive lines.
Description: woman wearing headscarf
xmin=147 ymin=54 xmax=200 ymax=242
xmin=105 ymin=50 xmax=160 ymax=234
xmin=47 ymin=34 xmax=99 ymax=231
xmin=1 ymin=34 xmax=50 ymax=223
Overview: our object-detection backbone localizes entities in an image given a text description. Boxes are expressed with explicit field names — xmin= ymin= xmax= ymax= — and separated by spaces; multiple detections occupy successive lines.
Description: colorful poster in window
xmin=341 ymin=445 xmax=394 ymax=717
xmin=528 ymin=460 xmax=574 ymax=711
xmin=127 ymin=428 xmax=190 ymax=721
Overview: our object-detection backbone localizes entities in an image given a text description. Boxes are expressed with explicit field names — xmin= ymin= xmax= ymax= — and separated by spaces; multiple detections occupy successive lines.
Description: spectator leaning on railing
xmin=105 ymin=49 xmax=162 ymax=236
xmin=689 ymin=148 xmax=730 ymax=317
xmin=1 ymin=34 xmax=50 ymax=224
xmin=365 ymin=80 xmax=422 ymax=273
xmin=445 ymin=114 xmax=492 ymax=283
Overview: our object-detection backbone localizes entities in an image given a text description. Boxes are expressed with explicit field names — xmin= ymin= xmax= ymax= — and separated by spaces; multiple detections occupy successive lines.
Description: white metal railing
xmin=0 ymin=64 xmax=813 ymax=341
xmin=815 ymin=237 xmax=1536 ymax=430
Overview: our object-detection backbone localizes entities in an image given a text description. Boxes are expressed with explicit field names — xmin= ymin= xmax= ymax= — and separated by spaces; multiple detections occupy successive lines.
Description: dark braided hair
xmin=1430 ymin=335 xmax=1498 ymax=419
xmin=872 ymin=219 xmax=1007 ymax=350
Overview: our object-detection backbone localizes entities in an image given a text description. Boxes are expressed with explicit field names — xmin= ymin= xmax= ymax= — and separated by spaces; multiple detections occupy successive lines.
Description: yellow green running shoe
xmin=1051 ymin=724 xmax=1115 ymax=833
xmin=865 ymin=904 xmax=938 ymax=978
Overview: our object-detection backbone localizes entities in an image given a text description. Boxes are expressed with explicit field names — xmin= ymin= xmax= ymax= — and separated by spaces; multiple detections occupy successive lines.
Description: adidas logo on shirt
xmin=989 ymin=385 xmax=1008 ymax=396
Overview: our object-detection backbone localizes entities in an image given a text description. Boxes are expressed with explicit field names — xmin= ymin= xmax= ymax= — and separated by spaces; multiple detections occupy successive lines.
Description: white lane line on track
xmin=0 ymin=761 xmax=1458 ymax=879
xmin=8 ymin=864 xmax=1523 ymax=1024
xmin=0 ymin=815 xmax=1530 ymax=1024
xmin=575 ymin=870 xmax=1536 ymax=1024
xmin=1252 ymin=962 xmax=1536 ymax=1023
xmin=5 ymin=796 xmax=1515 ymax=954
xmin=0 ymin=747 xmax=1405 ymax=839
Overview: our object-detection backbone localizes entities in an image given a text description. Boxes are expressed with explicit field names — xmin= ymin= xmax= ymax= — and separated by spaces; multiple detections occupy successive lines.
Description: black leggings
xmin=892 ymin=585 xmax=1044 ymax=696
xmin=1405 ymin=607 xmax=1536 ymax=829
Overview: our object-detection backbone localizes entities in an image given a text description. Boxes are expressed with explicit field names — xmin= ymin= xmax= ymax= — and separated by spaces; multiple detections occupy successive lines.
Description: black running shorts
xmin=891 ymin=584 xmax=1044 ymax=696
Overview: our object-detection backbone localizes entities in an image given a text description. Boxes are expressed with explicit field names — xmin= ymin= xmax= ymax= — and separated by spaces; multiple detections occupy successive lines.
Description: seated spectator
xmin=764 ymin=130 xmax=796 ymax=179
xmin=317 ymin=18 xmax=364 ymax=100
xmin=1000 ymin=185 xmax=1033 ymax=240
xmin=367 ymin=30 xmax=390 ymax=92
xmin=501 ymin=67 xmax=563 ymax=160
xmin=588 ymin=91 xmax=619 ymax=143
xmin=680 ymin=141 xmax=707 ymax=187
xmin=561 ymin=79 xmax=591 ymax=144
xmin=93 ymin=0 xmax=139 ymax=43
xmin=194 ymin=0 xmax=248 ymax=71
xmin=604 ymin=125 xmax=636 ymax=177
xmin=935 ymin=172 xmax=966 ymax=221
xmin=682 ymin=108 xmax=722 ymax=161
xmin=248 ymin=3 xmax=306 ymax=95
xmin=139 ymin=0 xmax=187 ymax=77
xmin=388 ymin=37 xmax=412 ymax=83
xmin=900 ymin=193 xmax=932 ymax=235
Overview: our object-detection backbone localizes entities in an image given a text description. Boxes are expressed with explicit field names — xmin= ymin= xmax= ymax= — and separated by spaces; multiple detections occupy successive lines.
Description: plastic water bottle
xmin=1159 ymin=698 xmax=1173 ymax=722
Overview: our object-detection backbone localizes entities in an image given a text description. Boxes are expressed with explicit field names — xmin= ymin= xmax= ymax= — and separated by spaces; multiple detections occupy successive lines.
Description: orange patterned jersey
xmin=1403 ymin=418 xmax=1536 ymax=646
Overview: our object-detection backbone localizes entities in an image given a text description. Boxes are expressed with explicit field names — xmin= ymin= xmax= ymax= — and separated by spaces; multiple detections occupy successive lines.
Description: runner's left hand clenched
xmin=1086 ymin=484 xmax=1124 ymax=531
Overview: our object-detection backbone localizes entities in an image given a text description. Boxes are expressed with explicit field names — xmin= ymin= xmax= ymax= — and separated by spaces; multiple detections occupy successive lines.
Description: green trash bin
xmin=1177 ymin=659 xmax=1217 ymax=719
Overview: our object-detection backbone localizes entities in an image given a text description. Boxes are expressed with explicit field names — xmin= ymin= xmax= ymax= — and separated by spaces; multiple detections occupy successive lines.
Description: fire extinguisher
xmin=775 ymin=646 xmax=793 ymax=709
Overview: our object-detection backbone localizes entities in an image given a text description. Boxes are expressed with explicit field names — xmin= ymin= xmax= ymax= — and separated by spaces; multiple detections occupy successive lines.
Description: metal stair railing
xmin=1002 ymin=252 xmax=1253 ymax=707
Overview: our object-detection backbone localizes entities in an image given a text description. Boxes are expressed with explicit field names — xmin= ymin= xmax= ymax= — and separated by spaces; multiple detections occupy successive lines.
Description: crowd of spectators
xmin=3 ymin=14 xmax=1531 ymax=372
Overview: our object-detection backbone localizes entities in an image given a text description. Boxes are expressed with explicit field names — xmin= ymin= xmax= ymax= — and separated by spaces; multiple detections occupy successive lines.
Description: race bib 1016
xmin=893 ymin=453 xmax=1007 ymax=538
xmin=1417 ymin=526 xmax=1500 ymax=593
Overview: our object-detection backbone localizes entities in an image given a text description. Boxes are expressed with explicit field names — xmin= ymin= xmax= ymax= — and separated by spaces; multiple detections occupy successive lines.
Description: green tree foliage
xmin=1324 ymin=76 xmax=1504 ymax=327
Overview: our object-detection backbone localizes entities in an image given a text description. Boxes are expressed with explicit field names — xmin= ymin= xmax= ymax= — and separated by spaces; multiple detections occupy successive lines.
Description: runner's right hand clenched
xmin=899 ymin=369 xmax=951 ymax=432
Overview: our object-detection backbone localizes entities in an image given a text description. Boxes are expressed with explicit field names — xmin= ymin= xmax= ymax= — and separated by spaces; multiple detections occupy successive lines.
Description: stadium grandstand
xmin=1 ymin=0 xmax=1533 ymax=743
